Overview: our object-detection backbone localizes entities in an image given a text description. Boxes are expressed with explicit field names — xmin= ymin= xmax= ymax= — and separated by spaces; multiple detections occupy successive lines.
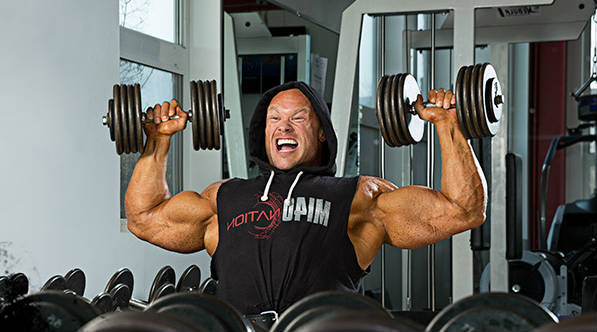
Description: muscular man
xmin=126 ymin=81 xmax=486 ymax=316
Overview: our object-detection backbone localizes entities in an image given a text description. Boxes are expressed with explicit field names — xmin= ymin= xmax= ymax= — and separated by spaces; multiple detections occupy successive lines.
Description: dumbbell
xmin=101 ymin=266 xmax=172 ymax=311
xmin=40 ymin=268 xmax=86 ymax=297
xmin=102 ymin=80 xmax=230 ymax=155
xmin=94 ymin=265 xmax=201 ymax=313
xmin=0 ymin=273 xmax=29 ymax=302
xmin=376 ymin=63 xmax=504 ymax=147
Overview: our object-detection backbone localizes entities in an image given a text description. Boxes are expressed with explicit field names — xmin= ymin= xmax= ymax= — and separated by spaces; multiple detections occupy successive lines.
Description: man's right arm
xmin=124 ymin=100 xmax=222 ymax=254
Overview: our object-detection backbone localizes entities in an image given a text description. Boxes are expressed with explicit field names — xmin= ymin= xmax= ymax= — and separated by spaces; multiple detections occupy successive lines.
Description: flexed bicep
xmin=126 ymin=180 xmax=224 ymax=253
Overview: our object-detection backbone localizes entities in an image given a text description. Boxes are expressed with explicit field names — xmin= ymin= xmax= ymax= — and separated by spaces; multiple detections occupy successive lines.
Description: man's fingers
xmin=435 ymin=88 xmax=445 ymax=107
xmin=443 ymin=90 xmax=453 ymax=109
xmin=414 ymin=94 xmax=425 ymax=114
xmin=428 ymin=89 xmax=437 ymax=104
xmin=161 ymin=101 xmax=170 ymax=122
xmin=153 ymin=104 xmax=162 ymax=124
xmin=169 ymin=99 xmax=179 ymax=117
xmin=146 ymin=106 xmax=154 ymax=120
xmin=176 ymin=106 xmax=187 ymax=127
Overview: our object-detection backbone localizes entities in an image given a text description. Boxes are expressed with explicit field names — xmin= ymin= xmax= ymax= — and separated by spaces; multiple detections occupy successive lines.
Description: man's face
xmin=265 ymin=89 xmax=325 ymax=170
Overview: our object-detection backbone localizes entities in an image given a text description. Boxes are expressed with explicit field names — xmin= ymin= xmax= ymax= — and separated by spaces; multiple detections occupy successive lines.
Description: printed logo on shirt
xmin=226 ymin=192 xmax=331 ymax=239
xmin=282 ymin=197 xmax=331 ymax=226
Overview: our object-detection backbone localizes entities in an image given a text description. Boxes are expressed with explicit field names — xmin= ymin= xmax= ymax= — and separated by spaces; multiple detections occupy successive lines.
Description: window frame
xmin=118 ymin=0 xmax=189 ymax=224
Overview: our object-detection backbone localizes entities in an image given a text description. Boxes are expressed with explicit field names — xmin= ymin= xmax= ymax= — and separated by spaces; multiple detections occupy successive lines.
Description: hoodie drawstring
xmin=260 ymin=170 xmax=275 ymax=201
xmin=260 ymin=170 xmax=304 ymax=204
xmin=285 ymin=171 xmax=303 ymax=205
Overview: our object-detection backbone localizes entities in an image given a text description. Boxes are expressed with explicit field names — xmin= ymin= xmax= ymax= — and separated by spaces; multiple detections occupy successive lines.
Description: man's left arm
xmin=350 ymin=89 xmax=487 ymax=260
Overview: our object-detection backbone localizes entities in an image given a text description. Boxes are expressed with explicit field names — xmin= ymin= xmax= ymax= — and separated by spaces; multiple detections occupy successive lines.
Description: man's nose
xmin=277 ymin=119 xmax=292 ymax=132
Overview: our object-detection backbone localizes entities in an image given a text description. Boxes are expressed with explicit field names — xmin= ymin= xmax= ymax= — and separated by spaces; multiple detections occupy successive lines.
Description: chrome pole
xmin=427 ymin=13 xmax=437 ymax=312
xmin=379 ymin=15 xmax=387 ymax=309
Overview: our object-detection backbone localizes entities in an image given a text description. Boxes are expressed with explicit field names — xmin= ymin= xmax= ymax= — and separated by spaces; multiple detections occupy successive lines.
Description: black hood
xmin=248 ymin=81 xmax=337 ymax=176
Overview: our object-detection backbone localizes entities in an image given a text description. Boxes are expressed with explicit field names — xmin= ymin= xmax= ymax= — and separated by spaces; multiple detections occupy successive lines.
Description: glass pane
xmin=120 ymin=59 xmax=181 ymax=219
xmin=240 ymin=55 xmax=283 ymax=94
xmin=120 ymin=0 xmax=177 ymax=43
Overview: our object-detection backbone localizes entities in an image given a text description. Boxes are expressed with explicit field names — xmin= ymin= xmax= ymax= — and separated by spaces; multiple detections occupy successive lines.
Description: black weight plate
xmin=146 ymin=292 xmax=254 ymax=332
xmin=210 ymin=81 xmax=221 ymax=150
xmin=153 ymin=283 xmax=175 ymax=302
xmin=198 ymin=277 xmax=218 ymax=296
xmin=285 ymin=305 xmax=346 ymax=332
xmin=396 ymin=74 xmax=414 ymax=145
xmin=440 ymin=306 xmax=536 ymax=332
xmin=454 ymin=66 xmax=470 ymax=138
xmin=197 ymin=81 xmax=208 ymax=149
xmin=109 ymin=283 xmax=131 ymax=310
xmin=9 ymin=273 xmax=29 ymax=298
xmin=390 ymin=74 xmax=408 ymax=146
xmin=395 ymin=73 xmax=410 ymax=145
xmin=203 ymin=81 xmax=214 ymax=149
xmin=0 ymin=275 xmax=8 ymax=300
xmin=271 ymin=290 xmax=392 ymax=332
xmin=217 ymin=92 xmax=226 ymax=140
xmin=376 ymin=76 xmax=395 ymax=147
xmin=176 ymin=265 xmax=201 ymax=293
xmin=201 ymin=81 xmax=213 ymax=149
xmin=41 ymin=275 xmax=67 ymax=291
xmin=401 ymin=74 xmax=425 ymax=144
xmin=157 ymin=303 xmax=225 ymax=331
xmin=134 ymin=83 xmax=144 ymax=153
xmin=296 ymin=309 xmax=422 ymax=332
xmin=149 ymin=266 xmax=175 ymax=303
xmin=113 ymin=85 xmax=124 ymax=154
xmin=126 ymin=85 xmax=137 ymax=153
xmin=108 ymin=99 xmax=115 ymax=141
xmin=64 ymin=268 xmax=85 ymax=297
xmin=81 ymin=310 xmax=202 ymax=332
xmin=91 ymin=292 xmax=114 ymax=314
xmin=119 ymin=85 xmax=131 ymax=154
xmin=105 ymin=268 xmax=134 ymax=294
xmin=469 ymin=64 xmax=483 ymax=138
xmin=190 ymin=81 xmax=200 ymax=150
xmin=0 ymin=290 xmax=99 ymax=331
xmin=383 ymin=75 xmax=401 ymax=147
xmin=476 ymin=63 xmax=491 ymax=137
xmin=425 ymin=292 xmax=558 ymax=332
xmin=461 ymin=66 xmax=477 ymax=138
xmin=454 ymin=66 xmax=469 ymax=139
xmin=534 ymin=312 xmax=597 ymax=332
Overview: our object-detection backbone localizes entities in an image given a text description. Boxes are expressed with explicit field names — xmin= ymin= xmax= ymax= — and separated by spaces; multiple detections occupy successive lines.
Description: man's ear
xmin=319 ymin=129 xmax=326 ymax=142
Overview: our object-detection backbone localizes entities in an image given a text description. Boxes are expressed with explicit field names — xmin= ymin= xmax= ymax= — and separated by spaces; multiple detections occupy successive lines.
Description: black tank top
xmin=211 ymin=172 xmax=366 ymax=314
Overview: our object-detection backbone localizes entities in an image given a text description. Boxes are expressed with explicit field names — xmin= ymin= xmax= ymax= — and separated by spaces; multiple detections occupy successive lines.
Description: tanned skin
xmin=125 ymin=88 xmax=487 ymax=270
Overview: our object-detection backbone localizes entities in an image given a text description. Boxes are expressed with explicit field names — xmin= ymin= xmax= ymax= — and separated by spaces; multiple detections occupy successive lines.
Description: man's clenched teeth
xmin=276 ymin=138 xmax=298 ymax=151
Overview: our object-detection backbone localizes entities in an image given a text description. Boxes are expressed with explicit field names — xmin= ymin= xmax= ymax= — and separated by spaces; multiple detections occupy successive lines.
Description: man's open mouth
xmin=276 ymin=138 xmax=298 ymax=152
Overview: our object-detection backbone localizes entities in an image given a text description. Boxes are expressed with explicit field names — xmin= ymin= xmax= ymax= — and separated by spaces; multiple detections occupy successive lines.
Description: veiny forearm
xmin=436 ymin=121 xmax=487 ymax=224
xmin=125 ymin=135 xmax=173 ymax=221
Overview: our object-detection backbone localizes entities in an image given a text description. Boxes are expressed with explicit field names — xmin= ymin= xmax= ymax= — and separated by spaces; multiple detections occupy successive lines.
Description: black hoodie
xmin=212 ymin=81 xmax=366 ymax=315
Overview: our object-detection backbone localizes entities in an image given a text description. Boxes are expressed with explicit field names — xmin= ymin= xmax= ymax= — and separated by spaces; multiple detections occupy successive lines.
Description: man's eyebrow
xmin=293 ymin=109 xmax=309 ymax=115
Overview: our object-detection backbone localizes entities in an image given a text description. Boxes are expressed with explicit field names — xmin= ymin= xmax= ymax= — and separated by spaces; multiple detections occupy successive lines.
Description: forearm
xmin=436 ymin=121 xmax=487 ymax=222
xmin=125 ymin=135 xmax=172 ymax=221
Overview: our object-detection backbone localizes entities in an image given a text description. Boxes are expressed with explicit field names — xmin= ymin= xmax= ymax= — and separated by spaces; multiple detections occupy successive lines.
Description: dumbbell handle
xmin=101 ymin=110 xmax=194 ymax=126
xmin=405 ymin=95 xmax=504 ymax=115
xmin=140 ymin=111 xmax=194 ymax=124
xmin=129 ymin=297 xmax=149 ymax=310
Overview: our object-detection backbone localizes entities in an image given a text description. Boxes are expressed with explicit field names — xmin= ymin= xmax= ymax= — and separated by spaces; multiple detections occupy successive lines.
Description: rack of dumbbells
xmin=2 ymin=267 xmax=596 ymax=331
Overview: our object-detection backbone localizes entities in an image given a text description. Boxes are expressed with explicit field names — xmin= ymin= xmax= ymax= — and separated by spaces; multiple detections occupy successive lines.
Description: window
xmin=120 ymin=0 xmax=179 ymax=44
xmin=118 ymin=0 xmax=185 ymax=222
xmin=119 ymin=60 xmax=183 ymax=219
